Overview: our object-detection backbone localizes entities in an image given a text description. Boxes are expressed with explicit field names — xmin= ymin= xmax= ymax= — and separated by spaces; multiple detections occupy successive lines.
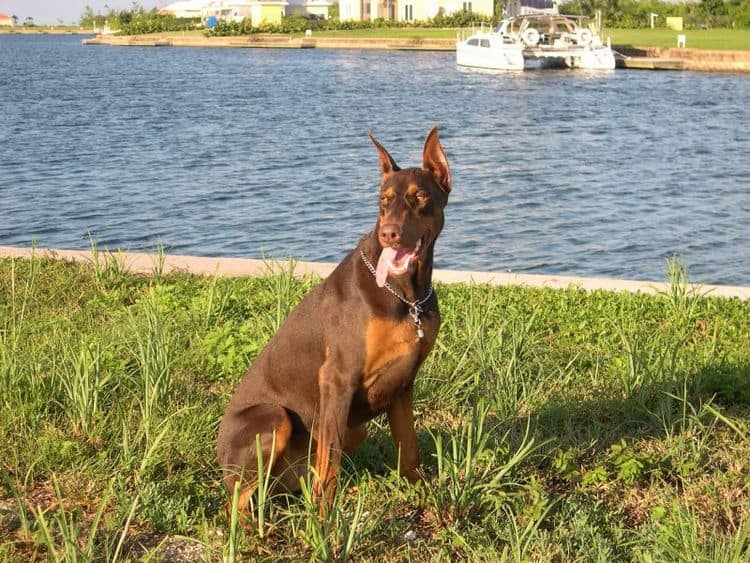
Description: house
xmin=158 ymin=0 xmax=205 ymax=18
xmin=286 ymin=0 xmax=334 ymax=19
xmin=248 ymin=0 xmax=289 ymax=25
xmin=504 ymin=0 xmax=557 ymax=16
xmin=0 ymin=12 xmax=14 ymax=26
xmin=202 ymin=0 xmax=289 ymax=25
xmin=203 ymin=0 xmax=252 ymax=22
xmin=160 ymin=0 xmax=289 ymax=26
xmin=338 ymin=0 xmax=493 ymax=21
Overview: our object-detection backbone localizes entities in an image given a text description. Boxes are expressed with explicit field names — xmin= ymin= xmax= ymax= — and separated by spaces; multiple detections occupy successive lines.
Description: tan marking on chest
xmin=363 ymin=318 xmax=420 ymax=387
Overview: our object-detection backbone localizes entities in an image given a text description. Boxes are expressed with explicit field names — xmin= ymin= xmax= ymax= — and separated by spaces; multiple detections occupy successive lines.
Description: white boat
xmin=456 ymin=14 xmax=616 ymax=71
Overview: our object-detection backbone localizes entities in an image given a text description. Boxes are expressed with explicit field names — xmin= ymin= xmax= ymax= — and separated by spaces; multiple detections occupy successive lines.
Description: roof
xmin=159 ymin=0 xmax=205 ymax=11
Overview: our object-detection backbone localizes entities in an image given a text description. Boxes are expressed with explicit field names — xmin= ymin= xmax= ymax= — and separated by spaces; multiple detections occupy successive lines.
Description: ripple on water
xmin=1 ymin=35 xmax=749 ymax=285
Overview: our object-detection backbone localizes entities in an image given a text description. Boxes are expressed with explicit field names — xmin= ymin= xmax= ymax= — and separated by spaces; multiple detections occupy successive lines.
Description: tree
xmin=24 ymin=16 xmax=34 ymax=26
xmin=700 ymin=0 xmax=728 ymax=17
xmin=80 ymin=5 xmax=95 ymax=27
xmin=11 ymin=14 xmax=18 ymax=26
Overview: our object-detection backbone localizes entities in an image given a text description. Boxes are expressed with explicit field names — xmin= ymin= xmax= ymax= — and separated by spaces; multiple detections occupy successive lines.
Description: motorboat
xmin=456 ymin=13 xmax=616 ymax=71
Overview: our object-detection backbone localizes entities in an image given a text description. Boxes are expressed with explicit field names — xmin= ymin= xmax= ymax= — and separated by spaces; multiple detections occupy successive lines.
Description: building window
xmin=463 ymin=1 xmax=472 ymax=11
xmin=404 ymin=4 xmax=413 ymax=20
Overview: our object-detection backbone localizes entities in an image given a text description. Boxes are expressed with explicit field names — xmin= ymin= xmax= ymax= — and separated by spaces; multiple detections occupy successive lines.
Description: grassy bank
xmin=303 ymin=27 xmax=750 ymax=49
xmin=1 ymin=252 xmax=749 ymax=560
xmin=111 ymin=28 xmax=459 ymax=39
xmin=603 ymin=27 xmax=750 ymax=50
xmin=98 ymin=27 xmax=750 ymax=50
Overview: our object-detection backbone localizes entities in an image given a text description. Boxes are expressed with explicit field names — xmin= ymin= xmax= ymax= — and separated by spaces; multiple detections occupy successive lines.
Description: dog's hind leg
xmin=271 ymin=429 xmax=312 ymax=492
xmin=217 ymin=403 xmax=293 ymax=516
xmin=343 ymin=424 xmax=367 ymax=453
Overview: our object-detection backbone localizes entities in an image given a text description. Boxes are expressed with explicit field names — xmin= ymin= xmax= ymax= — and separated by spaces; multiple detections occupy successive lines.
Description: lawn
xmin=1 ymin=252 xmax=749 ymax=560
xmin=294 ymin=27 xmax=460 ymax=39
xmin=152 ymin=28 xmax=460 ymax=39
xmin=603 ymin=27 xmax=750 ymax=50
xmin=295 ymin=26 xmax=750 ymax=49
xmin=148 ymin=26 xmax=750 ymax=50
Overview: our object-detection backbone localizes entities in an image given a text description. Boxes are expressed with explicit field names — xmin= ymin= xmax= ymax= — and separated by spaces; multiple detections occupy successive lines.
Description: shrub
xmin=204 ymin=11 xmax=499 ymax=36
xmin=559 ymin=0 xmax=749 ymax=28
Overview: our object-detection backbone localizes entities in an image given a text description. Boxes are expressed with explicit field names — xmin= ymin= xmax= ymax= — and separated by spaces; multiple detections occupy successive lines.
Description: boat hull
xmin=456 ymin=43 xmax=525 ymax=71
xmin=455 ymin=15 xmax=616 ymax=72
xmin=457 ymin=41 xmax=616 ymax=71
xmin=570 ymin=49 xmax=616 ymax=70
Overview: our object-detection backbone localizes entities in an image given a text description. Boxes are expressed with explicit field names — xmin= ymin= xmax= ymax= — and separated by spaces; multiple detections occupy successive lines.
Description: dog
xmin=216 ymin=127 xmax=451 ymax=513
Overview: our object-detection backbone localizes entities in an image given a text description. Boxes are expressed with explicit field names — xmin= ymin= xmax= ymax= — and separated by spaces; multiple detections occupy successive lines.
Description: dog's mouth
xmin=375 ymin=236 xmax=426 ymax=287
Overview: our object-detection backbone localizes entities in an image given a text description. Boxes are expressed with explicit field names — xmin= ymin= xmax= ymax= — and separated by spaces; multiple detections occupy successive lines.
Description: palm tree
xmin=11 ymin=14 xmax=19 ymax=26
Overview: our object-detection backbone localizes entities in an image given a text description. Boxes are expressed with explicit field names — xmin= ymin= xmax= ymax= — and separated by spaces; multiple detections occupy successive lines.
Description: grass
xmin=1 ymin=250 xmax=750 ymax=560
xmin=292 ymin=27 xmax=460 ymax=39
xmin=119 ymin=28 xmax=460 ymax=39
xmin=111 ymin=26 xmax=750 ymax=50
xmin=302 ymin=26 xmax=750 ymax=50
xmin=603 ymin=27 xmax=750 ymax=50
xmin=5 ymin=22 xmax=748 ymax=51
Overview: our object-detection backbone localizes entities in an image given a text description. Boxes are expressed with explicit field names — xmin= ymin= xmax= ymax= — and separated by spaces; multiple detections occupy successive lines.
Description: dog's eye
xmin=416 ymin=192 xmax=429 ymax=206
xmin=380 ymin=194 xmax=390 ymax=207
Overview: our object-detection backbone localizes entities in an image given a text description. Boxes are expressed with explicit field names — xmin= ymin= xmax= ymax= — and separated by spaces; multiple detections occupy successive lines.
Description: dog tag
xmin=410 ymin=305 xmax=425 ymax=339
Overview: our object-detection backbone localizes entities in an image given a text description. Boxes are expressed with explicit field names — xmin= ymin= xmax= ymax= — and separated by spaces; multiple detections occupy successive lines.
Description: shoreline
xmin=80 ymin=34 xmax=750 ymax=72
xmin=2 ymin=245 xmax=748 ymax=300
xmin=0 ymin=29 xmax=89 ymax=35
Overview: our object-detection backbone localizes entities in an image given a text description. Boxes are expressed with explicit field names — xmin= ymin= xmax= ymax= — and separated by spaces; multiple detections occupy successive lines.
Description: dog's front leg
xmin=313 ymin=354 xmax=357 ymax=512
xmin=387 ymin=386 xmax=421 ymax=483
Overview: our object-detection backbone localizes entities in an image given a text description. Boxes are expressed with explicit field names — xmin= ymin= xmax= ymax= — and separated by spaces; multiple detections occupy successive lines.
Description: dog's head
xmin=368 ymin=127 xmax=451 ymax=286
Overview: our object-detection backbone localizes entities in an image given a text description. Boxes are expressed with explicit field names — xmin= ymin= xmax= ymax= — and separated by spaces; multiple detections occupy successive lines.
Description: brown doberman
xmin=216 ymin=127 xmax=451 ymax=513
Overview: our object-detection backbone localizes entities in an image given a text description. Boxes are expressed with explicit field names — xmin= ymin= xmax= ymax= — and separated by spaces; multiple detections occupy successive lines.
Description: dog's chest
xmin=359 ymin=313 xmax=437 ymax=410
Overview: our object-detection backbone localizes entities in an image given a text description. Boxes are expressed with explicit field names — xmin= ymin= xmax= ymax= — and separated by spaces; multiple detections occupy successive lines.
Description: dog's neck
xmin=360 ymin=231 xmax=435 ymax=304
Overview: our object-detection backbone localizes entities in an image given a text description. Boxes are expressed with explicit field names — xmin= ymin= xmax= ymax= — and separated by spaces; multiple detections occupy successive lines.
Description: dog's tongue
xmin=376 ymin=247 xmax=397 ymax=287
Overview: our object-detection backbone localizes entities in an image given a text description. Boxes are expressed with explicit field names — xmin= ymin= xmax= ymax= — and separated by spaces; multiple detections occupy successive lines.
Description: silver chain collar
xmin=359 ymin=249 xmax=433 ymax=339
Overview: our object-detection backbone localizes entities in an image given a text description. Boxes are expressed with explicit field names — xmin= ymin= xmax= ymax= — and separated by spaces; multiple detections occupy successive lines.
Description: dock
xmin=617 ymin=57 xmax=685 ymax=70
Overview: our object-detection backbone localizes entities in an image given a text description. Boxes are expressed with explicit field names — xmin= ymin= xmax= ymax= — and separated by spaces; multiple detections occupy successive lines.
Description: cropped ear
xmin=422 ymin=126 xmax=451 ymax=194
xmin=368 ymin=131 xmax=400 ymax=178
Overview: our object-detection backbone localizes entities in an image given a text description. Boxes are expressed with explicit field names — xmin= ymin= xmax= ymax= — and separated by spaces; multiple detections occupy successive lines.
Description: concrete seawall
xmin=82 ymin=34 xmax=457 ymax=51
xmin=2 ymin=246 xmax=748 ymax=300
xmin=616 ymin=46 xmax=750 ymax=72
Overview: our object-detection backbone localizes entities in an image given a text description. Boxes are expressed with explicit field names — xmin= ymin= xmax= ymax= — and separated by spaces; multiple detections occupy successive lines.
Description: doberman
xmin=216 ymin=127 xmax=451 ymax=513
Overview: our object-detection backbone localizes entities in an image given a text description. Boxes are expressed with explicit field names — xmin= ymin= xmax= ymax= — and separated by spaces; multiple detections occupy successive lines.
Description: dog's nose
xmin=379 ymin=224 xmax=402 ymax=246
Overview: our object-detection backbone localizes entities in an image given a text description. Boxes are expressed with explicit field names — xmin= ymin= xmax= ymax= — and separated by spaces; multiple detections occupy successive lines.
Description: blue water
xmin=1 ymin=34 xmax=749 ymax=285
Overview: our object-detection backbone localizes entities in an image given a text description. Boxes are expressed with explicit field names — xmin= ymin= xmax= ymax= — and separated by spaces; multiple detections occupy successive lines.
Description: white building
xmin=158 ymin=0 xmax=206 ymax=18
xmin=160 ymin=0 xmax=289 ymax=24
xmin=202 ymin=0 xmax=289 ymax=23
xmin=202 ymin=0 xmax=252 ymax=22
xmin=338 ymin=0 xmax=493 ymax=22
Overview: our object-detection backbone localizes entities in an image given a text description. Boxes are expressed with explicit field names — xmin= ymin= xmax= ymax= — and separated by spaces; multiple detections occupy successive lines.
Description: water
xmin=1 ymin=34 xmax=749 ymax=285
